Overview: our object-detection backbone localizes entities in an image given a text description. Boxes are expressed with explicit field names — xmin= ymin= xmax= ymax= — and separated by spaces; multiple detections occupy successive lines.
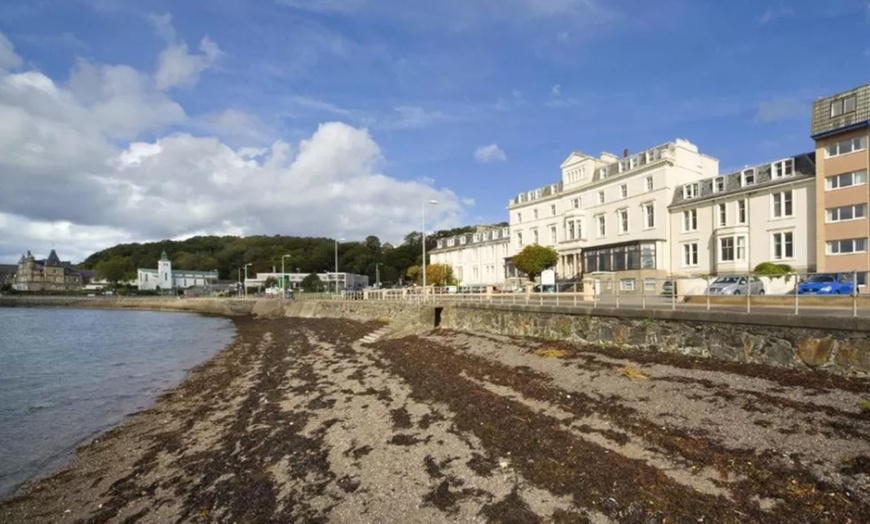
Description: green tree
xmin=264 ymin=276 xmax=278 ymax=289
xmin=753 ymin=262 xmax=795 ymax=276
xmin=512 ymin=245 xmax=558 ymax=281
xmin=426 ymin=263 xmax=458 ymax=286
xmin=406 ymin=265 xmax=422 ymax=285
xmin=95 ymin=256 xmax=135 ymax=287
xmin=1 ymin=281 xmax=13 ymax=294
xmin=301 ymin=273 xmax=323 ymax=292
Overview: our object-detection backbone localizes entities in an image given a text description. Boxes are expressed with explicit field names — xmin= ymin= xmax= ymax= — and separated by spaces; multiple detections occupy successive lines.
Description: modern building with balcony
xmin=430 ymin=225 xmax=510 ymax=287
xmin=508 ymin=139 xmax=718 ymax=292
xmin=668 ymin=153 xmax=817 ymax=278
xmin=811 ymin=82 xmax=870 ymax=289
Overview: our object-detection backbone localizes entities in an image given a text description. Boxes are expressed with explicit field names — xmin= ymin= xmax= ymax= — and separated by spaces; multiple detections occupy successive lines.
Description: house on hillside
xmin=12 ymin=249 xmax=84 ymax=291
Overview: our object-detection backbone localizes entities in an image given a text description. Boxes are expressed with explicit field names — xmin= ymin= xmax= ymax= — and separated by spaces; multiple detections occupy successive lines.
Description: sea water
xmin=0 ymin=307 xmax=235 ymax=499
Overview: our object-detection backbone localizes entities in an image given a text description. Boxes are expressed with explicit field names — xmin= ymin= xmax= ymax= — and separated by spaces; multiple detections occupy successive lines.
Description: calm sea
xmin=0 ymin=307 xmax=235 ymax=499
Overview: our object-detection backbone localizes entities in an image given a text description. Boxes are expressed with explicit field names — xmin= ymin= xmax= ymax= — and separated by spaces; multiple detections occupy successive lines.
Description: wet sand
xmin=1 ymin=316 xmax=869 ymax=523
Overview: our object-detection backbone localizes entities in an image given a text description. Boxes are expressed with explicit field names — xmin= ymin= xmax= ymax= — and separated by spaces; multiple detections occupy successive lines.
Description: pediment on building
xmin=560 ymin=151 xmax=587 ymax=169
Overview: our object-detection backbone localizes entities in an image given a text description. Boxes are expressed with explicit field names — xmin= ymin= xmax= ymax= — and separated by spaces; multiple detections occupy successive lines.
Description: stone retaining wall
xmin=439 ymin=304 xmax=870 ymax=375
xmin=4 ymin=296 xmax=868 ymax=375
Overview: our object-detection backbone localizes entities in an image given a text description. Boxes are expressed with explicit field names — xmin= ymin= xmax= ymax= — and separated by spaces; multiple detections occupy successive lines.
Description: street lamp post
xmin=422 ymin=200 xmax=439 ymax=300
xmin=334 ymin=238 xmax=345 ymax=293
xmin=237 ymin=267 xmax=241 ymax=297
xmin=244 ymin=263 xmax=252 ymax=298
xmin=281 ymin=254 xmax=291 ymax=299
xmin=375 ymin=262 xmax=383 ymax=289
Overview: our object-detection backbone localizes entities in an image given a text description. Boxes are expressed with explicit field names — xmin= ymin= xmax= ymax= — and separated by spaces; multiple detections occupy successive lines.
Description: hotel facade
xmin=429 ymin=81 xmax=870 ymax=292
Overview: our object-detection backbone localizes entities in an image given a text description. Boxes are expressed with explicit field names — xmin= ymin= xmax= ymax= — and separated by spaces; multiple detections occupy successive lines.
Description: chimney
xmin=623 ymin=148 xmax=629 ymax=158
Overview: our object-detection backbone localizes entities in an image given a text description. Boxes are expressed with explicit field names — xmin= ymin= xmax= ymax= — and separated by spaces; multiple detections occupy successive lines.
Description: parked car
xmin=797 ymin=273 xmax=856 ymax=295
xmin=533 ymin=284 xmax=556 ymax=293
xmin=661 ymin=280 xmax=676 ymax=296
xmin=706 ymin=276 xmax=765 ymax=295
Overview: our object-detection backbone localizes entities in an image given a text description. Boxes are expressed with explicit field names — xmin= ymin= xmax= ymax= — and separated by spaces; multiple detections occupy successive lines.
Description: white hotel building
xmin=507 ymin=139 xmax=718 ymax=292
xmin=430 ymin=226 xmax=510 ymax=287
xmin=668 ymin=153 xmax=817 ymax=277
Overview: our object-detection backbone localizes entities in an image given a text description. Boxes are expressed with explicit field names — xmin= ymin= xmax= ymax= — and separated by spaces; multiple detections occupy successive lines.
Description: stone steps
xmin=359 ymin=324 xmax=397 ymax=344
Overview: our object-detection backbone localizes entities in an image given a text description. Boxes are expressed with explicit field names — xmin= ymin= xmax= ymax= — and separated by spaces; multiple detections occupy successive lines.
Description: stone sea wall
xmin=3 ymin=296 xmax=868 ymax=375
xmin=439 ymin=304 xmax=870 ymax=375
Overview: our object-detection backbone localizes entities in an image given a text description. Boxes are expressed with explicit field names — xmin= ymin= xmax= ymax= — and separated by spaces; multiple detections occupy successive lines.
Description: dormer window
xmin=437 ymin=240 xmax=443 ymax=248
xmin=647 ymin=149 xmax=660 ymax=162
xmin=831 ymin=95 xmax=857 ymax=117
xmin=682 ymin=183 xmax=699 ymax=199
xmin=742 ymin=168 xmax=756 ymax=187
xmin=460 ymin=237 xmax=467 ymax=245
xmin=630 ymin=155 xmax=640 ymax=169
xmin=473 ymin=233 xmax=480 ymax=242
xmin=772 ymin=159 xmax=794 ymax=179
xmin=714 ymin=177 xmax=725 ymax=193
xmin=599 ymin=167 xmax=608 ymax=179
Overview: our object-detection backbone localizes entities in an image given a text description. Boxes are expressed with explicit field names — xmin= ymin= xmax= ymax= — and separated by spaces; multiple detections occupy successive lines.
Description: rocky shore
xmin=2 ymin=315 xmax=869 ymax=523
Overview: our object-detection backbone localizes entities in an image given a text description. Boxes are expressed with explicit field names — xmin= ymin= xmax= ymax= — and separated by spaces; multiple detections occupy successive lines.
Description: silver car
xmin=706 ymin=275 xmax=765 ymax=295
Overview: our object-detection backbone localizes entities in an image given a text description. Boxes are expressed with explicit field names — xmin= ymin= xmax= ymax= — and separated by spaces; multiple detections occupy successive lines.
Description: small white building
xmin=668 ymin=153 xmax=817 ymax=278
xmin=430 ymin=226 xmax=511 ymax=288
xmin=137 ymin=251 xmax=219 ymax=291
xmin=244 ymin=271 xmax=369 ymax=292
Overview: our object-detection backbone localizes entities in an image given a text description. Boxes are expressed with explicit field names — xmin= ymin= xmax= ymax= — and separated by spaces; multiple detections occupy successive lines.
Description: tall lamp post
xmin=421 ymin=200 xmax=439 ymax=299
xmin=281 ymin=254 xmax=291 ymax=298
xmin=375 ymin=262 xmax=383 ymax=289
xmin=244 ymin=263 xmax=252 ymax=298
xmin=334 ymin=238 xmax=345 ymax=293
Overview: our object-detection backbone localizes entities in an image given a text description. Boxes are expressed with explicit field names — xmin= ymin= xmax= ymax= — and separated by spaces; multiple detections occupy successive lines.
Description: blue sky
xmin=1 ymin=0 xmax=869 ymax=262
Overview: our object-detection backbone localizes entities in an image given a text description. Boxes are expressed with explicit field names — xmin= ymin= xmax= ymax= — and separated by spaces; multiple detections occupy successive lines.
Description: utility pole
xmin=375 ymin=263 xmax=382 ymax=289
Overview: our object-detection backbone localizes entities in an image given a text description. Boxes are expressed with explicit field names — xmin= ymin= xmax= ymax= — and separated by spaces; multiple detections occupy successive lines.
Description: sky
xmin=1 ymin=0 xmax=870 ymax=264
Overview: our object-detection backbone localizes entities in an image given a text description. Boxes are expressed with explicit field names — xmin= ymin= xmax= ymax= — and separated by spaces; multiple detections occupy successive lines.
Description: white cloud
xmin=759 ymin=3 xmax=794 ymax=24
xmin=474 ymin=143 xmax=507 ymax=163
xmin=551 ymin=84 xmax=561 ymax=96
xmin=0 ymin=31 xmax=21 ymax=70
xmin=0 ymin=33 xmax=468 ymax=263
xmin=389 ymin=105 xmax=445 ymax=129
xmin=150 ymin=13 xmax=222 ymax=90
xmin=275 ymin=0 xmax=366 ymax=14
xmin=753 ymin=97 xmax=807 ymax=123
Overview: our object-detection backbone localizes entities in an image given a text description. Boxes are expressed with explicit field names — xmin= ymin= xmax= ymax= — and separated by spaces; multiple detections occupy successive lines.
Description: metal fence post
xmin=671 ymin=275 xmax=676 ymax=311
xmin=853 ymin=270 xmax=858 ymax=318
xmin=746 ymin=273 xmax=751 ymax=314
xmin=641 ymin=279 xmax=646 ymax=310
xmin=706 ymin=276 xmax=711 ymax=312
xmin=794 ymin=273 xmax=799 ymax=315
xmin=615 ymin=280 xmax=620 ymax=309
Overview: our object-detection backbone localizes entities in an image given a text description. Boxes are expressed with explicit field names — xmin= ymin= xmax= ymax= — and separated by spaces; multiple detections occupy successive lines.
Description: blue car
xmin=797 ymin=273 xmax=855 ymax=295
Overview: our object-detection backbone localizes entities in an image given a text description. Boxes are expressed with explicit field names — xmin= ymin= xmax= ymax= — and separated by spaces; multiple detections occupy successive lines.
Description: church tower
xmin=158 ymin=250 xmax=173 ymax=290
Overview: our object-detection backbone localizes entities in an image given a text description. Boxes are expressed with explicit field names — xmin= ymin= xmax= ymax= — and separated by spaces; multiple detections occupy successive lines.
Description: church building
xmin=137 ymin=251 xmax=218 ymax=291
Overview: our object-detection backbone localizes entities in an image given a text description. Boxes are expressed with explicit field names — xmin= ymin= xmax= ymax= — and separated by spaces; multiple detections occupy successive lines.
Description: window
xmin=517 ymin=232 xmax=523 ymax=246
xmin=533 ymin=209 xmax=539 ymax=219
xmin=618 ymin=209 xmax=629 ymax=234
xmin=772 ymin=191 xmax=793 ymax=218
xmin=645 ymin=176 xmax=653 ymax=192
xmin=826 ymin=170 xmax=868 ymax=190
xmin=772 ymin=159 xmax=794 ymax=179
xmin=772 ymin=231 xmax=794 ymax=260
xmin=827 ymin=204 xmax=868 ymax=222
xmin=737 ymin=200 xmax=747 ymax=224
xmin=643 ymin=202 xmax=655 ymax=229
xmin=718 ymin=203 xmax=727 ymax=227
xmin=683 ymin=243 xmax=699 ymax=267
xmin=644 ymin=278 xmax=656 ymax=292
xmin=719 ymin=237 xmax=735 ymax=262
xmin=619 ymin=279 xmax=635 ymax=292
xmin=597 ymin=215 xmax=606 ymax=237
xmin=550 ymin=226 xmax=557 ymax=244
xmin=533 ymin=229 xmax=539 ymax=244
xmin=576 ymin=218 xmax=583 ymax=239
xmin=620 ymin=184 xmax=628 ymax=198
xmin=826 ymin=136 xmax=867 ymax=158
xmin=567 ymin=220 xmax=575 ymax=240
xmin=598 ymin=191 xmax=605 ymax=204
xmin=517 ymin=212 xmax=522 ymax=223
xmin=683 ymin=209 xmax=698 ymax=232
xmin=572 ymin=197 xmax=580 ymax=209
xmin=742 ymin=168 xmax=755 ymax=186
xmin=683 ymin=183 xmax=699 ymax=199
xmin=715 ymin=177 xmax=724 ymax=193
xmin=737 ymin=236 xmax=746 ymax=260
xmin=599 ymin=167 xmax=608 ymax=179
xmin=460 ymin=237 xmax=467 ymax=245
xmin=551 ymin=204 xmax=557 ymax=216
xmin=831 ymin=95 xmax=857 ymax=117
xmin=827 ymin=238 xmax=868 ymax=255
